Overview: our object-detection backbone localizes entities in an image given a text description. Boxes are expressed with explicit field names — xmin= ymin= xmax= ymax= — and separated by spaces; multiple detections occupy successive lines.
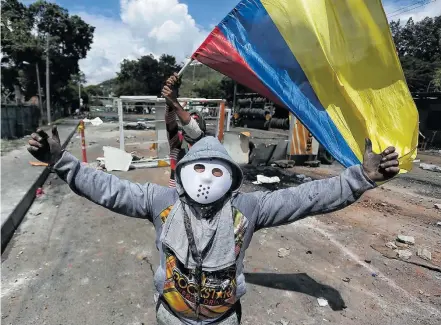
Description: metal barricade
xmin=117 ymin=96 xmax=227 ymax=160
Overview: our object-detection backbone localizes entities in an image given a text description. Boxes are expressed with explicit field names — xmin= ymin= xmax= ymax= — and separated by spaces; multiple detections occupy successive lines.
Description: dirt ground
xmin=1 ymin=122 xmax=440 ymax=325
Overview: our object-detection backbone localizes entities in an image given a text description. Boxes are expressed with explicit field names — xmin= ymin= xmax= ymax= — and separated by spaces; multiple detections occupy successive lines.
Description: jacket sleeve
xmin=254 ymin=165 xmax=375 ymax=229
xmin=53 ymin=151 xmax=173 ymax=222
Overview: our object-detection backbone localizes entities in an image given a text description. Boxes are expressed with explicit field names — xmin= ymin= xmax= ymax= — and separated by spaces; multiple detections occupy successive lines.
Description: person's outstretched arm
xmin=27 ymin=127 xmax=173 ymax=222
xmin=253 ymin=139 xmax=400 ymax=229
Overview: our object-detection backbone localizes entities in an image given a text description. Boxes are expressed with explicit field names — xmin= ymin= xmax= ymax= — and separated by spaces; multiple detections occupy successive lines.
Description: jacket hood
xmin=175 ymin=136 xmax=243 ymax=196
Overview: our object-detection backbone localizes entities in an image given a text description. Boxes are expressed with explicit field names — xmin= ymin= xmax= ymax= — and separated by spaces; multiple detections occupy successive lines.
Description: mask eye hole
xmin=212 ymin=168 xmax=223 ymax=177
xmin=194 ymin=164 xmax=205 ymax=173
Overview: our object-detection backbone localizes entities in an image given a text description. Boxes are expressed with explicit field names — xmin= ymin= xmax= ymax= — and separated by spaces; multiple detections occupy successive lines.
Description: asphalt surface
xmin=2 ymin=122 xmax=440 ymax=325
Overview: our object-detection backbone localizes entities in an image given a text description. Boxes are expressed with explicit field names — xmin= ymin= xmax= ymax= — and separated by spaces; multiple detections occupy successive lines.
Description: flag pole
xmin=178 ymin=58 xmax=193 ymax=76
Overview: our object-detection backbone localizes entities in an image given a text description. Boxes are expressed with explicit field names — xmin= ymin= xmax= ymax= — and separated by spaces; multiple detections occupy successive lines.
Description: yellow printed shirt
xmin=159 ymin=206 xmax=248 ymax=321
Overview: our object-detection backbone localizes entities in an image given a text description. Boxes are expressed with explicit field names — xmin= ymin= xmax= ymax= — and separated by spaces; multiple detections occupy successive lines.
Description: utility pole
xmin=79 ymin=82 xmax=81 ymax=110
xmin=45 ymin=35 xmax=52 ymax=125
xmin=35 ymin=63 xmax=44 ymax=125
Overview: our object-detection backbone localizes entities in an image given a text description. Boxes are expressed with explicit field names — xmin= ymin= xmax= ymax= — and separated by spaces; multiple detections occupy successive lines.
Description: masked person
xmin=28 ymin=126 xmax=400 ymax=325
xmin=162 ymin=73 xmax=207 ymax=188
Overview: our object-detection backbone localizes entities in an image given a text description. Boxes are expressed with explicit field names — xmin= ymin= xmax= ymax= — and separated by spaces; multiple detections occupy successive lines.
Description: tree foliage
xmin=1 ymin=0 xmax=95 ymax=107
xmin=114 ymin=54 xmax=181 ymax=96
xmin=390 ymin=16 xmax=441 ymax=92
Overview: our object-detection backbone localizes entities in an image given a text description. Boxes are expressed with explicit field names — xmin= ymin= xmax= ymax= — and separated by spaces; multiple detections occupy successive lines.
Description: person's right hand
xmin=27 ymin=126 xmax=62 ymax=165
xmin=162 ymin=73 xmax=179 ymax=107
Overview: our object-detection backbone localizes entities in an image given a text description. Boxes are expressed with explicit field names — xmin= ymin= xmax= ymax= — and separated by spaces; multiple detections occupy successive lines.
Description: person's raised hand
xmin=27 ymin=126 xmax=62 ymax=165
xmin=161 ymin=73 xmax=179 ymax=107
xmin=362 ymin=138 xmax=400 ymax=182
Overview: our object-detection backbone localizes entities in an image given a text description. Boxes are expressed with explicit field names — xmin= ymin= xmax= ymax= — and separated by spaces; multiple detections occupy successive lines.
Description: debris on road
xmin=304 ymin=160 xmax=320 ymax=168
xmin=253 ymin=175 xmax=280 ymax=185
xmin=317 ymin=297 xmax=329 ymax=307
xmin=83 ymin=117 xmax=103 ymax=126
xmin=436 ymin=221 xmax=441 ymax=227
xmin=29 ymin=161 xmax=48 ymax=167
xmin=397 ymin=249 xmax=412 ymax=260
xmin=279 ymin=319 xmax=290 ymax=325
xmin=103 ymin=146 xmax=133 ymax=172
xmin=273 ymin=160 xmax=295 ymax=168
xmin=277 ymin=248 xmax=290 ymax=258
xmin=342 ymin=277 xmax=351 ymax=283
xmin=36 ymin=187 xmax=44 ymax=197
xmin=385 ymin=241 xmax=398 ymax=250
xmin=124 ymin=121 xmax=152 ymax=130
xmin=419 ymin=163 xmax=441 ymax=173
xmin=434 ymin=203 xmax=441 ymax=210
xmin=413 ymin=159 xmax=421 ymax=163
xmin=396 ymin=235 xmax=415 ymax=245
xmin=417 ymin=247 xmax=432 ymax=261
xmin=364 ymin=259 xmax=372 ymax=264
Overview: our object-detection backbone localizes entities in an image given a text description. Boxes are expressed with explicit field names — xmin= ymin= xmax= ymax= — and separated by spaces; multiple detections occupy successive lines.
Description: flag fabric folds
xmin=192 ymin=0 xmax=418 ymax=172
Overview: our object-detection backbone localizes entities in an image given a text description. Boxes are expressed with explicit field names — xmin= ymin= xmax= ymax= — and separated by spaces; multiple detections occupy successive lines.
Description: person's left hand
xmin=362 ymin=138 xmax=400 ymax=182
xmin=162 ymin=73 xmax=179 ymax=107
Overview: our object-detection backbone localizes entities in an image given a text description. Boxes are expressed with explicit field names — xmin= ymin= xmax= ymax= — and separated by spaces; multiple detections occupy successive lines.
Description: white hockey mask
xmin=179 ymin=159 xmax=233 ymax=204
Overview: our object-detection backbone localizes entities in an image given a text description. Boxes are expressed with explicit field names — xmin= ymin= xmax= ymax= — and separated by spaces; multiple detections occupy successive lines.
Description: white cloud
xmin=78 ymin=0 xmax=208 ymax=85
xmin=384 ymin=0 xmax=441 ymax=22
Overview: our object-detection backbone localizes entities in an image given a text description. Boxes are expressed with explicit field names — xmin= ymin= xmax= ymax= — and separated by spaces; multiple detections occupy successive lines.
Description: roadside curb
xmin=1 ymin=122 xmax=79 ymax=253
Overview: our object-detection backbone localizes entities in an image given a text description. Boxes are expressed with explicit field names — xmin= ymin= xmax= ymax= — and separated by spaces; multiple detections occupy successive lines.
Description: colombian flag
xmin=192 ymin=0 xmax=418 ymax=171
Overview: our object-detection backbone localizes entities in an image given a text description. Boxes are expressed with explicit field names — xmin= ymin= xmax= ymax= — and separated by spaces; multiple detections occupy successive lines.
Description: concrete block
xmin=223 ymin=132 xmax=249 ymax=164
xmin=250 ymin=143 xmax=277 ymax=167
xmin=268 ymin=140 xmax=288 ymax=164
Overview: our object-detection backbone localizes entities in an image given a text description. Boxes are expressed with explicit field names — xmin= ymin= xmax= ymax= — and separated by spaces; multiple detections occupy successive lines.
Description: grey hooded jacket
xmin=54 ymin=136 xmax=375 ymax=324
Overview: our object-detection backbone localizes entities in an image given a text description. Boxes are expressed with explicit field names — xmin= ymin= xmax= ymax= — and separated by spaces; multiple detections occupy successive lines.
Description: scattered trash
xmin=303 ymin=177 xmax=312 ymax=182
xmin=385 ymin=241 xmax=398 ymax=250
xmin=304 ymin=160 xmax=320 ymax=168
xmin=317 ymin=297 xmax=329 ymax=307
xmin=253 ymin=175 xmax=281 ymax=185
xmin=434 ymin=203 xmax=441 ymax=210
xmin=296 ymin=174 xmax=306 ymax=180
xmin=103 ymin=146 xmax=133 ymax=172
xmin=436 ymin=221 xmax=441 ymax=227
xmin=29 ymin=161 xmax=48 ymax=167
xmin=90 ymin=117 xmax=103 ymax=126
xmin=396 ymin=235 xmax=415 ymax=245
xmin=371 ymin=272 xmax=378 ymax=277
xmin=124 ymin=121 xmax=152 ymax=130
xmin=342 ymin=277 xmax=351 ymax=283
xmin=126 ymin=135 xmax=136 ymax=139
xmin=274 ymin=160 xmax=295 ymax=168
xmin=413 ymin=159 xmax=421 ymax=163
xmin=419 ymin=163 xmax=441 ymax=173
xmin=417 ymin=248 xmax=432 ymax=261
xmin=277 ymin=248 xmax=290 ymax=258
xmin=306 ymin=250 xmax=312 ymax=254
xmin=36 ymin=188 xmax=44 ymax=197
xmin=83 ymin=117 xmax=103 ymax=126
xmin=397 ymin=249 xmax=412 ymax=260
xmin=364 ymin=259 xmax=372 ymax=264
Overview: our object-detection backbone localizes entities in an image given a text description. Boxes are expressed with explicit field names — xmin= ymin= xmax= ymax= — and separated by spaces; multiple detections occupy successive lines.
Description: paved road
xmin=2 ymin=123 xmax=440 ymax=325
xmin=1 ymin=120 xmax=79 ymax=249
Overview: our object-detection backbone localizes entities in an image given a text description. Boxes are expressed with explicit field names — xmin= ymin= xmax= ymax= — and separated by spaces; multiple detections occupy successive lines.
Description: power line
xmin=387 ymin=0 xmax=429 ymax=15
xmin=387 ymin=0 xmax=437 ymax=19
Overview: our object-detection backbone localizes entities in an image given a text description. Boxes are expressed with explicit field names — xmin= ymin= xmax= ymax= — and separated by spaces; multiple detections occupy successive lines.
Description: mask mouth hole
xmin=194 ymin=164 xmax=205 ymax=173
xmin=212 ymin=168 xmax=223 ymax=177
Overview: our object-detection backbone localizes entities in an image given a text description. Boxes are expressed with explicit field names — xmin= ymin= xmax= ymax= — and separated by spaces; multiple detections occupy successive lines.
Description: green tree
xmin=390 ymin=15 xmax=441 ymax=92
xmin=1 ymin=0 xmax=95 ymax=108
xmin=114 ymin=54 xmax=181 ymax=96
